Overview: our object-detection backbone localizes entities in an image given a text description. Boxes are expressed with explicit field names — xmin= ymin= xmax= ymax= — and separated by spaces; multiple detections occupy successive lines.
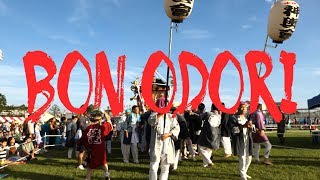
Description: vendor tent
xmin=39 ymin=112 xmax=55 ymax=123
xmin=0 ymin=116 xmax=25 ymax=123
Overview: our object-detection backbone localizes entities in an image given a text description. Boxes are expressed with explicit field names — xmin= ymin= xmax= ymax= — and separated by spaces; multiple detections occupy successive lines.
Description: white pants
xmin=239 ymin=156 xmax=252 ymax=180
xmin=199 ymin=146 xmax=213 ymax=167
xmin=221 ymin=136 xmax=232 ymax=155
xmin=123 ymin=143 xmax=139 ymax=163
xmin=173 ymin=149 xmax=180 ymax=170
xmin=253 ymin=141 xmax=272 ymax=161
xmin=149 ymin=155 xmax=170 ymax=180
xmin=106 ymin=140 xmax=112 ymax=154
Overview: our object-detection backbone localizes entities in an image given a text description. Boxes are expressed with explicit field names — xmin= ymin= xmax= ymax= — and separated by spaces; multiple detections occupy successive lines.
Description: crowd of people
xmin=0 ymin=121 xmax=39 ymax=169
xmin=112 ymin=98 xmax=280 ymax=180
xmin=0 ymin=97 xmax=293 ymax=180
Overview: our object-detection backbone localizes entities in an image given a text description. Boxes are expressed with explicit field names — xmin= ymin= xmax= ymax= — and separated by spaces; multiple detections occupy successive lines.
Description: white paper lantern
xmin=0 ymin=49 xmax=3 ymax=61
xmin=164 ymin=0 xmax=195 ymax=23
xmin=268 ymin=0 xmax=300 ymax=44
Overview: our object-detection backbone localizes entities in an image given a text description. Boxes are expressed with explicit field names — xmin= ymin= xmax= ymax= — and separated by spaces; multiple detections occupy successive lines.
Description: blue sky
xmin=0 ymin=0 xmax=319 ymax=112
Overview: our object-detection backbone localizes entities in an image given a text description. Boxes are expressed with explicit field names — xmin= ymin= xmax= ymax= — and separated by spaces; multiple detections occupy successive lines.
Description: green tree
xmin=18 ymin=104 xmax=28 ymax=111
xmin=87 ymin=104 xmax=94 ymax=114
xmin=50 ymin=104 xmax=61 ymax=117
xmin=18 ymin=104 xmax=28 ymax=116
xmin=0 ymin=93 xmax=7 ymax=111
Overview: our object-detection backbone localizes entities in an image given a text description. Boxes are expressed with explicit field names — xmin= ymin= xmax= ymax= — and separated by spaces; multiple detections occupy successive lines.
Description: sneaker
xmin=169 ymin=165 xmax=177 ymax=172
xmin=77 ymin=165 xmax=85 ymax=170
xmin=224 ymin=154 xmax=232 ymax=158
xmin=203 ymin=163 xmax=213 ymax=167
xmin=183 ymin=156 xmax=188 ymax=160
xmin=264 ymin=159 xmax=273 ymax=165
xmin=134 ymin=161 xmax=139 ymax=164
xmin=105 ymin=172 xmax=110 ymax=180
xmin=246 ymin=175 xmax=252 ymax=179
xmin=123 ymin=160 xmax=129 ymax=163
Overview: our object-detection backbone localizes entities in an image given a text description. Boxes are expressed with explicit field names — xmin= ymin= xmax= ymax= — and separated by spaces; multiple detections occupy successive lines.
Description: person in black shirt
xmin=220 ymin=102 xmax=232 ymax=157
xmin=170 ymin=103 xmax=190 ymax=170
xmin=140 ymin=108 xmax=153 ymax=152
xmin=277 ymin=109 xmax=286 ymax=145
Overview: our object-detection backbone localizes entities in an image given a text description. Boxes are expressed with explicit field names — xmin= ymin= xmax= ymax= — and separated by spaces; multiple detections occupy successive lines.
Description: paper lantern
xmin=0 ymin=49 xmax=3 ymax=61
xmin=268 ymin=0 xmax=300 ymax=44
xmin=164 ymin=0 xmax=195 ymax=23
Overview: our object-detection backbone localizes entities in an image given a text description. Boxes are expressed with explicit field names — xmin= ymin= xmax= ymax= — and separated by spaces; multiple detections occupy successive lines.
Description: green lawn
xmin=2 ymin=130 xmax=320 ymax=180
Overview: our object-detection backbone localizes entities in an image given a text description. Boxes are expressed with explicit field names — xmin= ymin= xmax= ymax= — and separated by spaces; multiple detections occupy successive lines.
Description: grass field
xmin=2 ymin=130 xmax=320 ymax=180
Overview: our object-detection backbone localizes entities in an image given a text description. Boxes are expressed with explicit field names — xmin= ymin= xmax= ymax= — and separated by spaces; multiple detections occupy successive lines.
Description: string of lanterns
xmin=159 ymin=0 xmax=300 ymax=127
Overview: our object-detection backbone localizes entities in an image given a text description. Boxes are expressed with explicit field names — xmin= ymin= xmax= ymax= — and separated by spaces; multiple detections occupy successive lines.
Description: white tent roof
xmin=39 ymin=112 xmax=54 ymax=123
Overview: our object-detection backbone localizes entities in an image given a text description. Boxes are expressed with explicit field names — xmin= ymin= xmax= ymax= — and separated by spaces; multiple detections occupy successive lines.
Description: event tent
xmin=308 ymin=94 xmax=320 ymax=109
xmin=0 ymin=116 xmax=25 ymax=123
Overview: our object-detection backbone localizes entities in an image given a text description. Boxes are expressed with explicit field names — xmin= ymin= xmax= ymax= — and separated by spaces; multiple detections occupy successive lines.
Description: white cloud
xmin=212 ymin=48 xmax=221 ymax=53
xmin=68 ymin=0 xmax=122 ymax=23
xmin=0 ymin=86 xmax=28 ymax=105
xmin=110 ymin=0 xmax=121 ymax=8
xmin=48 ymin=35 xmax=82 ymax=45
xmin=111 ymin=67 xmax=142 ymax=81
xmin=296 ymin=67 xmax=320 ymax=77
xmin=0 ymin=0 xmax=8 ymax=16
xmin=311 ymin=68 xmax=320 ymax=76
xmin=88 ymin=26 xmax=95 ymax=37
xmin=0 ymin=65 xmax=48 ymax=77
xmin=241 ymin=24 xmax=252 ymax=30
xmin=248 ymin=16 xmax=257 ymax=21
xmin=265 ymin=0 xmax=274 ymax=3
xmin=181 ymin=29 xmax=212 ymax=40
xmin=235 ymin=53 xmax=246 ymax=62
xmin=68 ymin=0 xmax=89 ymax=23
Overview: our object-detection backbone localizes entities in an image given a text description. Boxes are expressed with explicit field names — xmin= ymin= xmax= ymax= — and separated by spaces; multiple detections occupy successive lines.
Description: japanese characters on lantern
xmin=164 ymin=0 xmax=194 ymax=23
xmin=0 ymin=49 xmax=3 ymax=61
xmin=268 ymin=0 xmax=300 ymax=44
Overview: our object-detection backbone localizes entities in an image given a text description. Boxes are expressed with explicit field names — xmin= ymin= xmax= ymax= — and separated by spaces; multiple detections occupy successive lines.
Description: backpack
xmin=75 ymin=129 xmax=82 ymax=140
xmin=207 ymin=112 xmax=221 ymax=128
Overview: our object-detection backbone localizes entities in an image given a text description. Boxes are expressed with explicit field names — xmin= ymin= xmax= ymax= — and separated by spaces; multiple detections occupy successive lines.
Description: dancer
xmin=148 ymin=97 xmax=180 ymax=180
xmin=251 ymin=104 xmax=273 ymax=165
xmin=123 ymin=105 xmax=140 ymax=164
xmin=229 ymin=102 xmax=254 ymax=180
xmin=198 ymin=103 xmax=221 ymax=167
xmin=79 ymin=109 xmax=113 ymax=180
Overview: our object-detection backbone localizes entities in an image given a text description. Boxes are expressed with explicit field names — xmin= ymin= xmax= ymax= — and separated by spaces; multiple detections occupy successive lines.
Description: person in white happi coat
xmin=229 ymin=102 xmax=254 ymax=180
xmin=197 ymin=103 xmax=221 ymax=167
xmin=123 ymin=105 xmax=140 ymax=164
xmin=148 ymin=98 xmax=180 ymax=180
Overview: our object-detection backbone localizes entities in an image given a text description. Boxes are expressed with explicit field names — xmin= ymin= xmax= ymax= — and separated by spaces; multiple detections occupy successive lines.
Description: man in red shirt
xmin=79 ymin=109 xmax=113 ymax=180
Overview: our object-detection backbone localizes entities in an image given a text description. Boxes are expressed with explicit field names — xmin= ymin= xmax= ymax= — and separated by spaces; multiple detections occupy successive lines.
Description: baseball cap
xmin=90 ymin=109 xmax=103 ymax=121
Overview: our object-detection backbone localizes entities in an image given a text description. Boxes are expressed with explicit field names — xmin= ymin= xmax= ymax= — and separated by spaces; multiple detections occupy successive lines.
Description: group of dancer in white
xmin=115 ymin=97 xmax=273 ymax=180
